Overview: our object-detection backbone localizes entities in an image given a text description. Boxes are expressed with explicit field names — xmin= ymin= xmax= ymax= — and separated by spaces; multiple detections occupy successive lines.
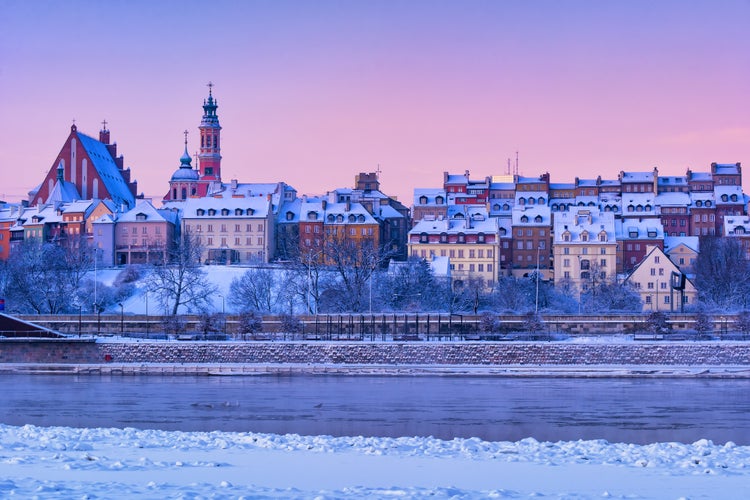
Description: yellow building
xmin=552 ymin=208 xmax=617 ymax=293
xmin=623 ymin=245 xmax=697 ymax=312
xmin=408 ymin=208 xmax=499 ymax=288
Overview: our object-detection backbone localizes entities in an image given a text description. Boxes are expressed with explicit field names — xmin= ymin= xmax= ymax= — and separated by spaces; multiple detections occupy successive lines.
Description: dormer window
xmin=420 ymin=232 xmax=429 ymax=243
xmin=196 ymin=209 xmax=205 ymax=216
xmin=221 ymin=209 xmax=229 ymax=216
xmin=737 ymin=226 xmax=745 ymax=235
xmin=538 ymin=197 xmax=545 ymax=205
xmin=580 ymin=231 xmax=589 ymax=242
xmin=457 ymin=233 xmax=466 ymax=243
xmin=348 ymin=214 xmax=356 ymax=223
xmin=337 ymin=214 xmax=344 ymax=223
xmin=722 ymin=194 xmax=729 ymax=202
xmin=308 ymin=211 xmax=318 ymax=221
xmin=477 ymin=233 xmax=486 ymax=243
xmin=493 ymin=204 xmax=500 ymax=211
xmin=520 ymin=215 xmax=529 ymax=223
xmin=534 ymin=215 xmax=542 ymax=223
xmin=731 ymin=194 xmax=738 ymax=202
xmin=358 ymin=214 xmax=365 ymax=222
xmin=136 ymin=213 xmax=147 ymax=221
xmin=420 ymin=196 xmax=428 ymax=205
xmin=247 ymin=208 xmax=254 ymax=215
xmin=627 ymin=205 xmax=634 ymax=212
xmin=528 ymin=197 xmax=536 ymax=205
xmin=503 ymin=203 xmax=510 ymax=210
xmin=208 ymin=209 xmax=216 ymax=216
xmin=598 ymin=231 xmax=607 ymax=242
xmin=440 ymin=232 xmax=448 ymax=243
xmin=562 ymin=231 xmax=571 ymax=242
xmin=435 ymin=196 xmax=444 ymax=204
xmin=286 ymin=211 xmax=294 ymax=221
xmin=235 ymin=209 xmax=243 ymax=216
xmin=696 ymin=200 xmax=703 ymax=207
xmin=327 ymin=214 xmax=335 ymax=222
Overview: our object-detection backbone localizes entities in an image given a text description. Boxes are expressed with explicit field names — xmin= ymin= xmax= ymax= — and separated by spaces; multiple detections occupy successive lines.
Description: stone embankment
xmin=1 ymin=339 xmax=749 ymax=376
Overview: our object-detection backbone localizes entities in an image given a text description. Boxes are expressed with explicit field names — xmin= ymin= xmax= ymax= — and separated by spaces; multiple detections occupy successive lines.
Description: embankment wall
xmin=1 ymin=340 xmax=749 ymax=366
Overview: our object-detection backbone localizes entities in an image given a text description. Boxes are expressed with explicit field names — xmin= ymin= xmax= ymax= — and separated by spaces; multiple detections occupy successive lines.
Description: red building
xmin=30 ymin=124 xmax=137 ymax=209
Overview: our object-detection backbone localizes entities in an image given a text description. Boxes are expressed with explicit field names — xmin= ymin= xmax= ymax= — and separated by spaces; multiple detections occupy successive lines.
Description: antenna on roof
xmin=506 ymin=158 xmax=511 ymax=176
xmin=515 ymin=151 xmax=519 ymax=176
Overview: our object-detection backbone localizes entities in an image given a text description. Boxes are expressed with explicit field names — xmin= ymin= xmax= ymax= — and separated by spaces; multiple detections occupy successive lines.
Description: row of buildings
xmin=1 ymin=86 xmax=748 ymax=312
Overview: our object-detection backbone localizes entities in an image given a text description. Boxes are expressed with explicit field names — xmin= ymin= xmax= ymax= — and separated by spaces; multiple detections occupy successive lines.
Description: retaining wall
xmin=1 ymin=340 xmax=749 ymax=366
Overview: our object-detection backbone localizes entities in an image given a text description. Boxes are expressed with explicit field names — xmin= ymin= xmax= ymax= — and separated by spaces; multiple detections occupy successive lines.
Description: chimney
xmin=231 ymin=179 xmax=238 ymax=190
xmin=321 ymin=200 xmax=327 ymax=210
xmin=345 ymin=200 xmax=351 ymax=211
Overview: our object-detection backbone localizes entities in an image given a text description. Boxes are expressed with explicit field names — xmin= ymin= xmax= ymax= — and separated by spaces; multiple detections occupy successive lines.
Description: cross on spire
xmin=183 ymin=129 xmax=189 ymax=146
xmin=207 ymin=81 xmax=214 ymax=96
xmin=101 ymin=119 xmax=108 ymax=130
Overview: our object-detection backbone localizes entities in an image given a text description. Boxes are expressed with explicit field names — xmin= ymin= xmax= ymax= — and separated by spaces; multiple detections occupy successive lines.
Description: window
xmin=142 ymin=227 xmax=148 ymax=234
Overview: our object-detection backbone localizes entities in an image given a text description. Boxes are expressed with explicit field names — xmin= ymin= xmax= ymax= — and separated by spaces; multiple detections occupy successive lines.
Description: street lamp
xmin=118 ymin=303 xmax=124 ymax=334
xmin=144 ymin=292 xmax=149 ymax=335
xmin=535 ymin=245 xmax=541 ymax=314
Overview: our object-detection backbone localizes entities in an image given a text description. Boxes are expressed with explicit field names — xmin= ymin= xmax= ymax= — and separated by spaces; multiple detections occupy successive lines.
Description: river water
xmin=2 ymin=374 xmax=749 ymax=444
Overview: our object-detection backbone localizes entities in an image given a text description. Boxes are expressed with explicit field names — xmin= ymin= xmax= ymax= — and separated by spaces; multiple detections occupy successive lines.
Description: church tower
xmin=198 ymin=82 xmax=222 ymax=182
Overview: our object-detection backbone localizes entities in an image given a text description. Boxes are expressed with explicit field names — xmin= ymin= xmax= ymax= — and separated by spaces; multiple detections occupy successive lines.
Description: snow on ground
xmin=1 ymin=424 xmax=748 ymax=499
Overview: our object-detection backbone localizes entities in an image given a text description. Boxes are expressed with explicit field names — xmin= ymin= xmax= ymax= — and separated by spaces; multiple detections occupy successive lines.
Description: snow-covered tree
xmin=695 ymin=236 xmax=750 ymax=310
xmin=145 ymin=230 xmax=216 ymax=315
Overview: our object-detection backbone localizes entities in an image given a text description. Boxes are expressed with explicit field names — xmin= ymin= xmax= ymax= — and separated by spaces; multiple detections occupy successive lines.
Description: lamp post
xmin=144 ymin=292 xmax=149 ymax=335
xmin=218 ymin=294 xmax=226 ymax=335
xmin=535 ymin=245 xmax=541 ymax=314
xmin=118 ymin=303 xmax=124 ymax=334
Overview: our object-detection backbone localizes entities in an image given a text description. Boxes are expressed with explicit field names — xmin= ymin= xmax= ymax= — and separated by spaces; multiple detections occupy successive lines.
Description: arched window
xmin=521 ymin=215 xmax=528 ymax=223
xmin=420 ymin=196 xmax=428 ymax=205
xmin=419 ymin=232 xmax=429 ymax=243
xmin=538 ymin=197 xmax=545 ymax=204
xmin=534 ymin=215 xmax=542 ymax=223
xmin=436 ymin=196 xmax=444 ymax=204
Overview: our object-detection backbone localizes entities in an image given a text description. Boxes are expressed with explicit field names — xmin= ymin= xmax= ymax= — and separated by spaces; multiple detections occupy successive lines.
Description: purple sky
xmin=1 ymin=1 xmax=748 ymax=204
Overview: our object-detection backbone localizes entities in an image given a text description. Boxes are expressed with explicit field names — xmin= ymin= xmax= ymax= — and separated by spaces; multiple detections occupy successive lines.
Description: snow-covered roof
xmin=615 ymin=219 xmax=664 ymax=240
xmin=713 ymin=163 xmax=741 ymax=175
xmin=511 ymin=205 xmax=551 ymax=226
xmin=410 ymin=213 xmax=498 ymax=235
xmin=553 ymin=209 xmax=616 ymax=243
xmin=723 ymin=215 xmax=750 ymax=236
xmin=655 ymin=192 xmax=690 ymax=206
xmin=664 ymin=236 xmax=699 ymax=253
xmin=377 ymin=204 xmax=404 ymax=220
xmin=179 ymin=196 xmax=271 ymax=219
xmin=658 ymin=176 xmax=687 ymax=186
xmin=689 ymin=171 xmax=712 ymax=181
xmin=549 ymin=182 xmax=575 ymax=190
xmin=117 ymin=200 xmax=177 ymax=225
xmin=714 ymin=185 xmax=744 ymax=204
xmin=575 ymin=178 xmax=598 ymax=187
xmin=413 ymin=189 xmax=447 ymax=205
xmin=621 ymin=170 xmax=656 ymax=183
xmin=78 ymin=132 xmax=135 ymax=208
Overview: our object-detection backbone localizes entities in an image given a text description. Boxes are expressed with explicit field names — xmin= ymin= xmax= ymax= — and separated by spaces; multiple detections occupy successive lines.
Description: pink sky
xmin=1 ymin=1 xmax=748 ymax=205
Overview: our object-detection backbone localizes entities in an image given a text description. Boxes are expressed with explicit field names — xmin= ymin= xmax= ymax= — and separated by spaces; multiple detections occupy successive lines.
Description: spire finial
xmin=101 ymin=119 xmax=108 ymax=131
xmin=207 ymin=81 xmax=214 ymax=96
xmin=183 ymin=129 xmax=189 ymax=146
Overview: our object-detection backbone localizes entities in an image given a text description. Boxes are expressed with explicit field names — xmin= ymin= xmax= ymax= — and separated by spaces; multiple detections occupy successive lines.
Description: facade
xmin=114 ymin=200 xmax=177 ymax=265
xmin=180 ymin=195 xmax=275 ymax=264
xmin=615 ymin=219 xmax=664 ymax=274
xmin=510 ymin=205 xmax=552 ymax=279
xmin=408 ymin=207 xmax=499 ymax=288
xmin=663 ymin=236 xmax=699 ymax=275
xmin=624 ymin=245 xmax=697 ymax=312
xmin=552 ymin=208 xmax=617 ymax=293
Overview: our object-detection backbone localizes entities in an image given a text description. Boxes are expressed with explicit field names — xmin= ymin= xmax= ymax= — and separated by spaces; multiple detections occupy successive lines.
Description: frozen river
xmin=2 ymin=374 xmax=749 ymax=444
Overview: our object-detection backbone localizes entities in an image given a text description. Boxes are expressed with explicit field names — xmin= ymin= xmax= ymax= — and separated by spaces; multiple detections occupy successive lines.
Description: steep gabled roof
xmin=77 ymin=133 xmax=135 ymax=208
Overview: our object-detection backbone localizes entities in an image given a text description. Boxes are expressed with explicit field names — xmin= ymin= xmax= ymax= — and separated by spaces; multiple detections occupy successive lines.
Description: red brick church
xmin=29 ymin=122 xmax=138 ymax=209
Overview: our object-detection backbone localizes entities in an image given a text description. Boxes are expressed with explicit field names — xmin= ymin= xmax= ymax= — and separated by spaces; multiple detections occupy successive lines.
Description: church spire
xmin=198 ymin=81 xmax=222 ymax=182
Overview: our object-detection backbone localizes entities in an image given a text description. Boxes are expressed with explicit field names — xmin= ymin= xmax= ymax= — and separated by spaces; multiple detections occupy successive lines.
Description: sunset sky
xmin=1 ymin=0 xmax=748 ymax=204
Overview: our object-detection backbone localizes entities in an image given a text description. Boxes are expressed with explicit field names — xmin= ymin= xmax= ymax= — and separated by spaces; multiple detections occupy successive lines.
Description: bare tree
xmin=229 ymin=267 xmax=276 ymax=313
xmin=320 ymin=233 xmax=392 ymax=313
xmin=695 ymin=237 xmax=750 ymax=310
xmin=145 ymin=230 xmax=216 ymax=315
xmin=3 ymin=238 xmax=94 ymax=314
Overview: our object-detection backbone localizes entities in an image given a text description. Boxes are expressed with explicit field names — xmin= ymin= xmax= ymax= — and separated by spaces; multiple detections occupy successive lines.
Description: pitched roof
xmin=77 ymin=132 xmax=135 ymax=208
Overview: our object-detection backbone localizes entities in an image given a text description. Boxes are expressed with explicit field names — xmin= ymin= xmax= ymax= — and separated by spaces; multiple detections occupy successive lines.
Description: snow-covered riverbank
xmin=1 ymin=424 xmax=748 ymax=499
